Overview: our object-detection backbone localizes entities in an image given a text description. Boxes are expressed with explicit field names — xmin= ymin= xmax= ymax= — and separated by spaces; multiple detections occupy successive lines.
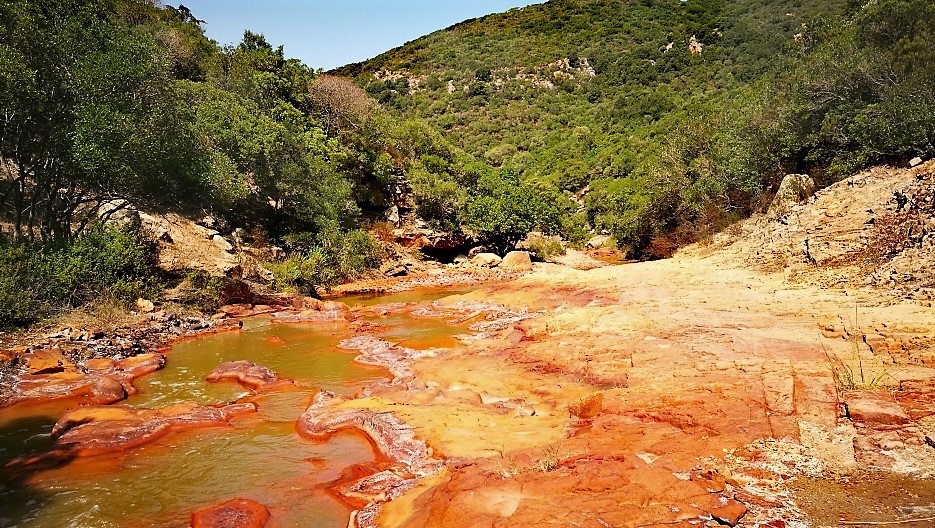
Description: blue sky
xmin=177 ymin=1 xmax=544 ymax=70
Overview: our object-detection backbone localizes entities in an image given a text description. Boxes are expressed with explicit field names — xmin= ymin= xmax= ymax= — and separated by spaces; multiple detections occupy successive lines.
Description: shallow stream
xmin=0 ymin=288 xmax=468 ymax=528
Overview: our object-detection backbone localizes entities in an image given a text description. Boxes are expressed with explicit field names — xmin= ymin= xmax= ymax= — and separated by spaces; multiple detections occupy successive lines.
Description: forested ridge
xmin=339 ymin=0 xmax=935 ymax=252
xmin=1 ymin=0 xmax=933 ymax=327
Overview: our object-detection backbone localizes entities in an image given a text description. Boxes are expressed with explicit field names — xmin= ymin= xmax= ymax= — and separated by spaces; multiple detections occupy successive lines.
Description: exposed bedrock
xmin=8 ymin=352 xmax=166 ymax=407
xmin=206 ymin=360 xmax=294 ymax=391
xmin=12 ymin=401 xmax=256 ymax=461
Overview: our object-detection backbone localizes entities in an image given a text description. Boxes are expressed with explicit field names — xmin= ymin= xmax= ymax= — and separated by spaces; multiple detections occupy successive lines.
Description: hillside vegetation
xmin=0 ymin=0 xmax=464 ymax=325
xmin=339 ymin=0 xmax=935 ymax=253
xmin=1 ymin=0 xmax=933 ymax=327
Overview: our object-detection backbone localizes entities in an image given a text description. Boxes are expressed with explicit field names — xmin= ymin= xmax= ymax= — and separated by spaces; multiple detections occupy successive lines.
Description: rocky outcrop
xmin=298 ymin=391 xmax=441 ymax=476
xmin=1 ymin=312 xmax=246 ymax=407
xmin=337 ymin=336 xmax=432 ymax=382
xmin=47 ymin=401 xmax=255 ymax=456
xmin=297 ymin=390 xmax=443 ymax=528
xmin=767 ymin=173 xmax=816 ymax=218
xmin=269 ymin=296 xmax=353 ymax=323
xmin=8 ymin=353 xmax=165 ymax=407
xmin=206 ymin=361 xmax=293 ymax=391
xmin=391 ymin=224 xmax=470 ymax=261
xmin=140 ymin=212 xmax=242 ymax=277
xmin=689 ymin=161 xmax=935 ymax=295
xmin=499 ymin=251 xmax=533 ymax=271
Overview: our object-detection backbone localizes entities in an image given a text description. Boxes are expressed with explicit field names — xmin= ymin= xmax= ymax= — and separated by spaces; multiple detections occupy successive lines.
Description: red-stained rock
xmin=331 ymin=468 xmax=413 ymax=507
xmin=293 ymin=296 xmax=324 ymax=311
xmin=894 ymin=380 xmax=935 ymax=421
xmin=321 ymin=300 xmax=350 ymax=312
xmin=297 ymin=391 xmax=441 ymax=478
xmin=271 ymin=309 xmax=354 ymax=323
xmin=25 ymin=349 xmax=75 ymax=374
xmin=709 ymin=499 xmax=748 ymax=526
xmin=845 ymin=391 xmax=910 ymax=427
xmin=220 ymin=304 xmax=254 ymax=316
xmin=84 ymin=358 xmax=116 ymax=371
xmin=691 ymin=469 xmax=727 ymax=493
xmin=115 ymin=353 xmax=166 ymax=378
xmin=191 ymin=499 xmax=270 ymax=528
xmin=47 ymin=401 xmax=256 ymax=456
xmin=206 ymin=361 xmax=292 ymax=391
xmin=733 ymin=490 xmax=783 ymax=508
xmin=569 ymin=393 xmax=603 ymax=419
xmin=11 ymin=352 xmax=168 ymax=407
xmin=13 ymin=371 xmax=128 ymax=406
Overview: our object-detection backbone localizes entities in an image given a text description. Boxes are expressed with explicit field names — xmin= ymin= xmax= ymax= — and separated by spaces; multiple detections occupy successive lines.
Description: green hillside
xmin=337 ymin=0 xmax=934 ymax=253
xmin=1 ymin=0 xmax=932 ymax=327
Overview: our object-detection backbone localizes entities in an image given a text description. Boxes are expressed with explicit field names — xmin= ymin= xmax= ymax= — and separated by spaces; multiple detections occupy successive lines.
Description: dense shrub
xmin=268 ymin=229 xmax=383 ymax=294
xmin=461 ymin=170 xmax=571 ymax=252
xmin=0 ymin=225 xmax=161 ymax=328
xmin=525 ymin=237 xmax=566 ymax=261
xmin=182 ymin=270 xmax=253 ymax=311
xmin=0 ymin=243 xmax=46 ymax=327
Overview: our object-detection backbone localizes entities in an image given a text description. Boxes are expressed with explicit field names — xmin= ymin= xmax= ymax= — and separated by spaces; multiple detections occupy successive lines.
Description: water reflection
xmin=0 ymin=290 xmax=471 ymax=527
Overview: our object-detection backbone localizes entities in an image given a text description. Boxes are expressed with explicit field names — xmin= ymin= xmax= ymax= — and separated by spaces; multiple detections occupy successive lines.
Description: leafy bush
xmin=0 ymin=225 xmax=161 ymax=328
xmin=182 ymin=270 xmax=252 ymax=311
xmin=461 ymin=169 xmax=570 ymax=252
xmin=0 ymin=243 xmax=47 ymax=328
xmin=526 ymin=237 xmax=566 ymax=261
xmin=269 ymin=229 xmax=383 ymax=294
xmin=559 ymin=212 xmax=593 ymax=248
xmin=409 ymin=169 xmax=465 ymax=232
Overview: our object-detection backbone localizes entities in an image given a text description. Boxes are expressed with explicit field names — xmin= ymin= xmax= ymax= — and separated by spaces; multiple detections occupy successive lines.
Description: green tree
xmin=0 ymin=0 xmax=206 ymax=241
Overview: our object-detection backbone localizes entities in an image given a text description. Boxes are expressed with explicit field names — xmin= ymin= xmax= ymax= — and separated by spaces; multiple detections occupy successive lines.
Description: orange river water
xmin=0 ymin=288 xmax=469 ymax=528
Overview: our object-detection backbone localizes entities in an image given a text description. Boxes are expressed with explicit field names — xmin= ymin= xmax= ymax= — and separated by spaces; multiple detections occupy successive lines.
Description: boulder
xmin=471 ymin=253 xmax=502 ymax=268
xmin=909 ymin=157 xmax=923 ymax=167
xmin=135 ymin=298 xmax=155 ymax=313
xmin=467 ymin=246 xmax=489 ymax=258
xmin=25 ymin=349 xmax=75 ymax=375
xmin=211 ymin=234 xmax=234 ymax=252
xmin=206 ymin=361 xmax=292 ymax=391
xmin=385 ymin=205 xmax=400 ymax=225
xmin=586 ymin=235 xmax=612 ymax=249
xmin=500 ymin=251 xmax=533 ymax=271
xmin=709 ymin=499 xmax=748 ymax=527
xmin=767 ymin=173 xmax=815 ymax=217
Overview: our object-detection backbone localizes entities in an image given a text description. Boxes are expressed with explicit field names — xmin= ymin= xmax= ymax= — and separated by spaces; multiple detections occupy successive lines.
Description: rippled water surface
xmin=0 ymin=288 xmax=471 ymax=528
